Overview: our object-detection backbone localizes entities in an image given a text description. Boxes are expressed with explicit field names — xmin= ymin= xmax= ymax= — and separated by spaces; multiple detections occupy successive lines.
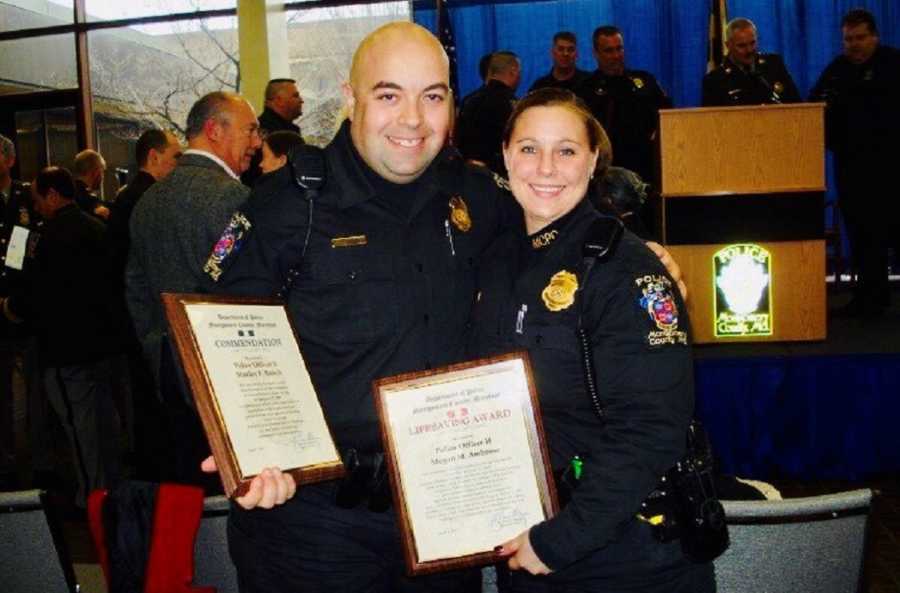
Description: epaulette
xmin=582 ymin=215 xmax=624 ymax=262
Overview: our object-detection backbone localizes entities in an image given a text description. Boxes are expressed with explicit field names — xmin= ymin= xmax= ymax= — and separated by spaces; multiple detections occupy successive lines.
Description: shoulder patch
xmin=635 ymin=274 xmax=688 ymax=347
xmin=204 ymin=211 xmax=252 ymax=282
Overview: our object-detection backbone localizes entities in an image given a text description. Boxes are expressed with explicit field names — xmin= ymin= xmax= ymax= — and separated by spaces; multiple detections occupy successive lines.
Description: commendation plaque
xmin=163 ymin=293 xmax=344 ymax=498
xmin=374 ymin=352 xmax=557 ymax=575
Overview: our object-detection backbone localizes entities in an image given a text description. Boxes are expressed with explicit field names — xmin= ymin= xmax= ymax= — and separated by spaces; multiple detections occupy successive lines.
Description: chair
xmin=0 ymin=489 xmax=78 ymax=593
xmin=88 ymin=482 xmax=214 ymax=593
xmin=193 ymin=495 xmax=239 ymax=593
xmin=714 ymin=489 xmax=872 ymax=593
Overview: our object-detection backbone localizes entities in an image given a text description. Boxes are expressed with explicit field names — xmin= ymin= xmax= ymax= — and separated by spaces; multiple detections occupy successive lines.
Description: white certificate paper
xmin=381 ymin=357 xmax=549 ymax=563
xmin=184 ymin=303 xmax=339 ymax=477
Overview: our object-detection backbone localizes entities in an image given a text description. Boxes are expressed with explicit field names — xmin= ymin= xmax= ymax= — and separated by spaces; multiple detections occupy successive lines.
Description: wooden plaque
xmin=163 ymin=292 xmax=344 ymax=498
xmin=373 ymin=351 xmax=558 ymax=576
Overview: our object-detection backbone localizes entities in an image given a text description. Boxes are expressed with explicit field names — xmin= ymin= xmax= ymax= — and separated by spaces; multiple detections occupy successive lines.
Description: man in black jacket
xmin=242 ymin=78 xmax=305 ymax=186
xmin=107 ymin=129 xmax=181 ymax=480
xmin=529 ymin=31 xmax=590 ymax=93
xmin=2 ymin=166 xmax=122 ymax=507
xmin=576 ymin=26 xmax=671 ymax=185
xmin=810 ymin=9 xmax=900 ymax=317
xmin=455 ymin=51 xmax=521 ymax=175
xmin=702 ymin=18 xmax=801 ymax=106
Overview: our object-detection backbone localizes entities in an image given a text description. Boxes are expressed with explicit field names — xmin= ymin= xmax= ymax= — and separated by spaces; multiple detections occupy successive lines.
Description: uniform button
xmin=348 ymin=270 xmax=357 ymax=280
xmin=423 ymin=314 xmax=430 ymax=324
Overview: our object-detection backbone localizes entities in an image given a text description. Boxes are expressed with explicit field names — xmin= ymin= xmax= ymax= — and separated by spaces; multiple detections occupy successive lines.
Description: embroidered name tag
xmin=331 ymin=235 xmax=367 ymax=248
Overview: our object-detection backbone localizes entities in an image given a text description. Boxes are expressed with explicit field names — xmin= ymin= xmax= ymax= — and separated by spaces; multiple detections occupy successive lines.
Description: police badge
xmin=773 ymin=81 xmax=784 ymax=95
xmin=448 ymin=196 xmax=472 ymax=232
xmin=542 ymin=270 xmax=578 ymax=312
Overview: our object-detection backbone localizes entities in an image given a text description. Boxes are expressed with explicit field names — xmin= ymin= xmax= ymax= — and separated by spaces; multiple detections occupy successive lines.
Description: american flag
xmin=707 ymin=0 xmax=728 ymax=73
xmin=437 ymin=0 xmax=460 ymax=104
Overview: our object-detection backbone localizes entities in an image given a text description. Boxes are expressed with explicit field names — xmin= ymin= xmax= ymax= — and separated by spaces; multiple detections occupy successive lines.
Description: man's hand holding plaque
xmin=164 ymin=293 xmax=344 ymax=498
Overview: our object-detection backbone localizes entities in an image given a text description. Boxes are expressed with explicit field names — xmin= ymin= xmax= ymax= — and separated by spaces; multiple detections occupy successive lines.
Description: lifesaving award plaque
xmin=374 ymin=351 xmax=557 ymax=575
xmin=163 ymin=293 xmax=344 ymax=498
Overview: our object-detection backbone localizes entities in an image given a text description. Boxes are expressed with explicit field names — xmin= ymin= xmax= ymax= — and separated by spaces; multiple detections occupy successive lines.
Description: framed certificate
xmin=163 ymin=293 xmax=344 ymax=498
xmin=373 ymin=351 xmax=558 ymax=576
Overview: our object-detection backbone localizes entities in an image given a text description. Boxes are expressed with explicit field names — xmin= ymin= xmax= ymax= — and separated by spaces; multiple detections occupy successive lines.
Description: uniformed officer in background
xmin=0 ymin=133 xmax=38 ymax=475
xmin=810 ymin=8 xmax=900 ymax=317
xmin=455 ymin=50 xmax=521 ymax=175
xmin=529 ymin=31 xmax=591 ymax=93
xmin=575 ymin=26 xmax=671 ymax=186
xmin=702 ymin=18 xmax=801 ymax=106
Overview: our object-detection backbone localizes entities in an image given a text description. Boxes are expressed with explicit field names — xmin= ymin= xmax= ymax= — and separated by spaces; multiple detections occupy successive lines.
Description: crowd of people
xmin=0 ymin=7 xmax=897 ymax=593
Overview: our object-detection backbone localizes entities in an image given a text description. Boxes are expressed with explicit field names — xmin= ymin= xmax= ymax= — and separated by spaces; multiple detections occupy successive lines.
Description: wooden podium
xmin=658 ymin=103 xmax=826 ymax=343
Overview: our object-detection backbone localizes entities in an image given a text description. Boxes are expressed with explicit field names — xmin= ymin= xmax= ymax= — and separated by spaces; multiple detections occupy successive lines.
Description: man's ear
xmin=341 ymin=82 xmax=356 ymax=121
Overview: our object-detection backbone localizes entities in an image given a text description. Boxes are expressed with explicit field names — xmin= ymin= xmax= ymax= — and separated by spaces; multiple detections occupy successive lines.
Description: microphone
xmin=288 ymin=144 xmax=326 ymax=192
xmin=750 ymin=62 xmax=782 ymax=104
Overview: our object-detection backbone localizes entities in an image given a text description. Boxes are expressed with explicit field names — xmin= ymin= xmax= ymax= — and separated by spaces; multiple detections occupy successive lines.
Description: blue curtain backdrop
xmin=415 ymin=0 xmax=900 ymax=107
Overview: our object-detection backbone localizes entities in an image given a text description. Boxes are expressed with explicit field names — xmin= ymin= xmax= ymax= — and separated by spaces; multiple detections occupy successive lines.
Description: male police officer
xmin=455 ymin=51 xmax=521 ymax=175
xmin=529 ymin=31 xmax=590 ymax=92
xmin=810 ymin=9 xmax=900 ymax=317
xmin=206 ymin=22 xmax=499 ymax=593
xmin=576 ymin=26 xmax=670 ymax=185
xmin=702 ymin=18 xmax=801 ymax=106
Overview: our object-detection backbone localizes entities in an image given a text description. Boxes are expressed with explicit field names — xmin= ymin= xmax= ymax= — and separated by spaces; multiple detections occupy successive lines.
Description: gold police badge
xmin=448 ymin=196 xmax=472 ymax=232
xmin=773 ymin=81 xmax=784 ymax=94
xmin=542 ymin=270 xmax=578 ymax=312
xmin=632 ymin=77 xmax=644 ymax=89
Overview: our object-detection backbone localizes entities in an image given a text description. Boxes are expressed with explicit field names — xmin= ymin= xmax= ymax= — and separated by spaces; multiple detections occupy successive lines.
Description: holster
xmin=334 ymin=448 xmax=392 ymax=512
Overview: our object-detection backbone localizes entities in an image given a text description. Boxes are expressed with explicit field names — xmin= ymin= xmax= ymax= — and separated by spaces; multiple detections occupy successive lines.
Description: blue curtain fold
xmin=695 ymin=354 xmax=900 ymax=481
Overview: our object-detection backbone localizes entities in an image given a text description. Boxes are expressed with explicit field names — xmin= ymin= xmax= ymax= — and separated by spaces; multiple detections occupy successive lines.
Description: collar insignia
xmin=636 ymin=275 xmax=688 ymax=346
xmin=449 ymin=196 xmax=472 ymax=232
xmin=492 ymin=172 xmax=511 ymax=191
xmin=204 ymin=212 xmax=252 ymax=281
xmin=758 ymin=56 xmax=766 ymax=65
xmin=632 ymin=77 xmax=644 ymax=89
xmin=531 ymin=229 xmax=558 ymax=250
xmin=542 ymin=270 xmax=578 ymax=312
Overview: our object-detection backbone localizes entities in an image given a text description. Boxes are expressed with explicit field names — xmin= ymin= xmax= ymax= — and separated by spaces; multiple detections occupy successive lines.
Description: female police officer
xmin=470 ymin=88 xmax=716 ymax=592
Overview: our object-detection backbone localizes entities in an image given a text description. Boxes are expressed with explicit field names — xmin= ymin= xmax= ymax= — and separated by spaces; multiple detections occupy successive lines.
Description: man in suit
xmin=126 ymin=92 xmax=259 ymax=486
xmin=702 ymin=18 xmax=801 ymax=106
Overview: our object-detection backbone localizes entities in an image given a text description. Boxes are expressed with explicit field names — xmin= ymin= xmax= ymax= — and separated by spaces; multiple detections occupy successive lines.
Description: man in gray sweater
xmin=126 ymin=91 xmax=261 ymax=486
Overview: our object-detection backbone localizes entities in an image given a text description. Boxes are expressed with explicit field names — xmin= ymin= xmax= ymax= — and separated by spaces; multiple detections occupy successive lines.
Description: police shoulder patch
xmin=204 ymin=211 xmax=252 ymax=281
xmin=635 ymin=274 xmax=688 ymax=347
